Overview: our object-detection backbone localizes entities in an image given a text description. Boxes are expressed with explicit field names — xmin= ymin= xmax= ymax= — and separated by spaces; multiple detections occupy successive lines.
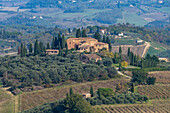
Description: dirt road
xmin=142 ymin=42 xmax=150 ymax=57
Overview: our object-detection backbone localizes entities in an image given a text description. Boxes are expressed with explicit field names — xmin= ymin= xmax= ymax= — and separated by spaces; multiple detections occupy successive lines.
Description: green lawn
xmin=156 ymin=7 xmax=170 ymax=14
xmin=114 ymin=38 xmax=136 ymax=45
xmin=56 ymin=9 xmax=111 ymax=19
xmin=117 ymin=11 xmax=148 ymax=26
xmin=146 ymin=42 xmax=167 ymax=56
xmin=112 ymin=63 xmax=140 ymax=69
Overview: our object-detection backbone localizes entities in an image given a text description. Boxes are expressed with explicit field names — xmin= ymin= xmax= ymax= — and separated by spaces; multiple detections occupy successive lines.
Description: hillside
xmin=0 ymin=0 xmax=169 ymax=28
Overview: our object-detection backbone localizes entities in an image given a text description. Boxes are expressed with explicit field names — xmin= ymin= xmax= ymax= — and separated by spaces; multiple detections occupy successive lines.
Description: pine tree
xmin=76 ymin=28 xmax=81 ymax=38
xmin=51 ymin=37 xmax=55 ymax=49
xmin=90 ymin=86 xmax=93 ymax=97
xmin=34 ymin=39 xmax=39 ymax=56
xmin=29 ymin=43 xmax=33 ymax=54
xmin=82 ymin=29 xmax=87 ymax=37
xmin=69 ymin=88 xmax=73 ymax=95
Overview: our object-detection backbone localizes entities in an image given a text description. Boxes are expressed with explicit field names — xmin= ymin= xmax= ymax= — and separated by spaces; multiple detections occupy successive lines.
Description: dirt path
xmin=1 ymin=87 xmax=19 ymax=113
xmin=142 ymin=42 xmax=150 ymax=57
xmin=115 ymin=67 xmax=132 ymax=79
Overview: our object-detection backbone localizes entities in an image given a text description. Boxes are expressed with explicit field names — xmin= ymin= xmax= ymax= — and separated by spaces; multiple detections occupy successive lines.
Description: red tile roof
xmin=83 ymin=54 xmax=102 ymax=59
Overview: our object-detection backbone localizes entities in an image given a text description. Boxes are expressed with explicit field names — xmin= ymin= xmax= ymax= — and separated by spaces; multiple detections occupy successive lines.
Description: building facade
xmin=80 ymin=54 xmax=102 ymax=63
xmin=46 ymin=49 xmax=59 ymax=55
xmin=67 ymin=37 xmax=109 ymax=52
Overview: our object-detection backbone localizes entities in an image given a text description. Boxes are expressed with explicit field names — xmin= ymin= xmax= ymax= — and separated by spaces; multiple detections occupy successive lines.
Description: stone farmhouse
xmin=46 ymin=49 xmax=59 ymax=55
xmin=67 ymin=37 xmax=109 ymax=52
xmin=80 ymin=54 xmax=102 ymax=63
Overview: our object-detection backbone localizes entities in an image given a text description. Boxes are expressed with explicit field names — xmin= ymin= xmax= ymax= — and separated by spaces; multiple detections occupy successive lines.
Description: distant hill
xmin=0 ymin=0 xmax=169 ymax=28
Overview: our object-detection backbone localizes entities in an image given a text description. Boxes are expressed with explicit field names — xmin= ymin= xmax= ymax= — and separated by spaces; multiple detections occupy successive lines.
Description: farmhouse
xmin=82 ymin=93 xmax=91 ymax=98
xmin=100 ymin=29 xmax=107 ymax=35
xmin=118 ymin=32 xmax=124 ymax=37
xmin=159 ymin=58 xmax=169 ymax=62
xmin=46 ymin=49 xmax=59 ymax=55
xmin=80 ymin=54 xmax=102 ymax=63
xmin=67 ymin=37 xmax=109 ymax=52
xmin=136 ymin=39 xmax=143 ymax=43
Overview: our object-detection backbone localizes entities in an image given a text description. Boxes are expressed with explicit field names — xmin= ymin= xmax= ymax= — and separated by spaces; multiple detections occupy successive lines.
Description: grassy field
xmin=156 ymin=7 xmax=170 ymax=14
xmin=146 ymin=42 xmax=167 ymax=56
xmin=0 ymin=88 xmax=15 ymax=113
xmin=114 ymin=38 xmax=136 ymax=45
xmin=20 ymin=78 xmax=129 ymax=111
xmin=117 ymin=11 xmax=148 ymax=26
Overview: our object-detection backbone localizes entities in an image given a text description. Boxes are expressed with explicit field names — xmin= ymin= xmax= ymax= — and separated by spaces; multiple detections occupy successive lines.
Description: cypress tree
xmin=54 ymin=37 xmax=58 ymax=49
xmin=127 ymin=47 xmax=130 ymax=56
xmin=68 ymin=28 xmax=71 ymax=33
xmin=108 ymin=41 xmax=112 ymax=52
xmin=103 ymin=35 xmax=106 ymax=43
xmin=114 ymin=52 xmax=117 ymax=63
xmin=65 ymin=43 xmax=68 ymax=56
xmin=18 ymin=46 xmax=21 ymax=55
xmin=62 ymin=34 xmax=65 ymax=49
xmin=47 ymin=43 xmax=50 ymax=49
xmin=90 ymin=86 xmax=93 ymax=97
xmin=39 ymin=41 xmax=44 ymax=53
xmin=59 ymin=42 xmax=62 ymax=56
xmin=23 ymin=45 xmax=26 ymax=57
xmin=76 ymin=28 xmax=81 ymax=38
xmin=141 ymin=58 xmax=144 ymax=69
xmin=69 ymin=88 xmax=73 ymax=95
xmin=106 ymin=36 xmax=109 ymax=43
xmin=29 ymin=43 xmax=33 ymax=54
xmin=51 ymin=37 xmax=55 ymax=49
xmin=131 ymin=83 xmax=135 ymax=93
xmin=34 ymin=39 xmax=39 ymax=56
xmin=119 ymin=46 xmax=122 ymax=54
xmin=82 ymin=29 xmax=87 ymax=37
xmin=21 ymin=43 xmax=24 ymax=57
xmin=94 ymin=32 xmax=101 ymax=41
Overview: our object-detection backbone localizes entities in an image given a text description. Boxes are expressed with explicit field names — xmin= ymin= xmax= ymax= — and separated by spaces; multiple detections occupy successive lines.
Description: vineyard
xmin=111 ymin=44 xmax=146 ymax=57
xmin=20 ymin=78 xmax=128 ymax=111
xmin=99 ymin=100 xmax=170 ymax=113
xmin=148 ymin=71 xmax=170 ymax=84
xmin=137 ymin=85 xmax=170 ymax=99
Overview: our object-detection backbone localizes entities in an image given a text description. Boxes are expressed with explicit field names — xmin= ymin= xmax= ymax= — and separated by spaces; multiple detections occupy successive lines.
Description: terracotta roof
xmin=79 ymin=45 xmax=91 ymax=49
xmin=83 ymin=54 xmax=102 ymax=59
xmin=67 ymin=37 xmax=97 ymax=41
xmin=100 ymin=29 xmax=107 ymax=31
xmin=46 ymin=49 xmax=59 ymax=52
